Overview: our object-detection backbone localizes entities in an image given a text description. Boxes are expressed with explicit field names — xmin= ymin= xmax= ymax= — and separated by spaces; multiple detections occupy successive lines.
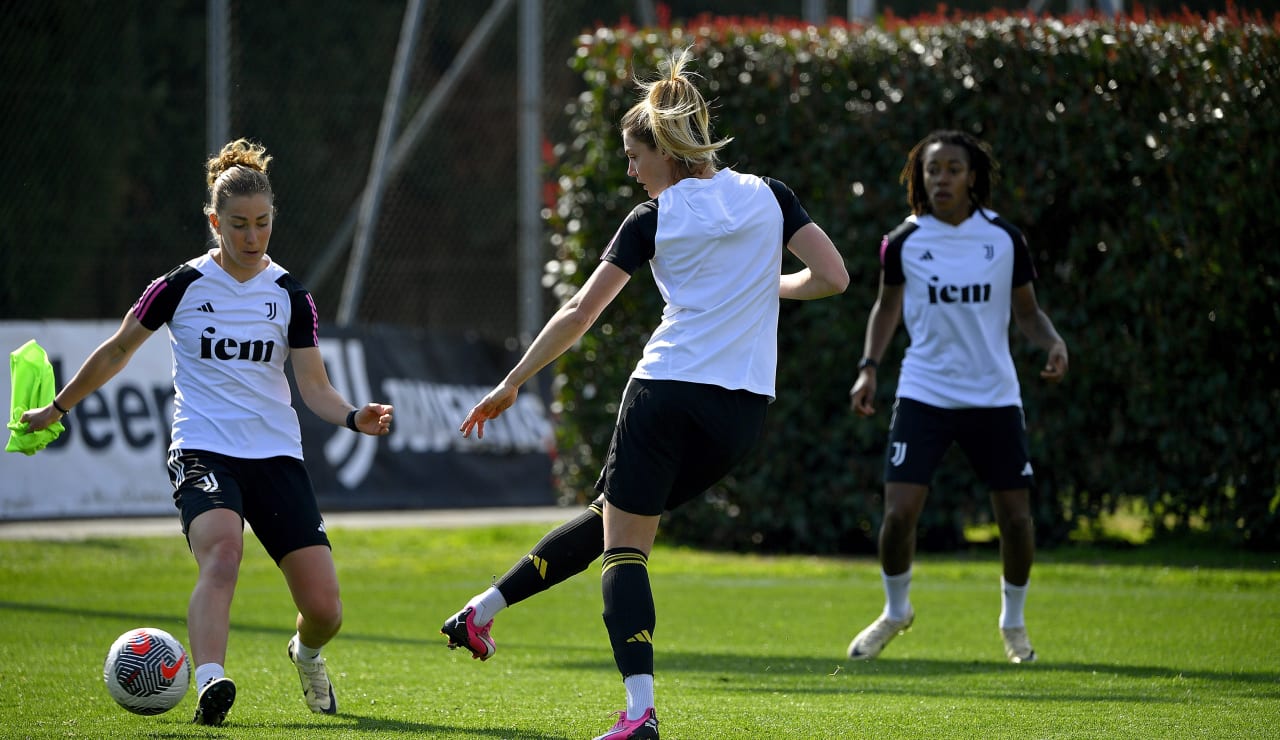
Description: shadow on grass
xmin=8 ymin=598 xmax=1276 ymax=704
xmin=0 ymin=600 xmax=435 ymax=648
xmin=550 ymin=650 xmax=1280 ymax=695
xmin=203 ymin=715 xmax=570 ymax=739
xmin=107 ymin=714 xmax=570 ymax=739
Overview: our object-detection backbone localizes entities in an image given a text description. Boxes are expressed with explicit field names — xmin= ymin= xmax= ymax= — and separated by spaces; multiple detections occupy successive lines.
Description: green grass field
xmin=1 ymin=520 xmax=1277 ymax=739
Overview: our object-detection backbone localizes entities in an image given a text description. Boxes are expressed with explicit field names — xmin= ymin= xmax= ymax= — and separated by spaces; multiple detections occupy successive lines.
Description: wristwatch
xmin=857 ymin=357 xmax=879 ymax=372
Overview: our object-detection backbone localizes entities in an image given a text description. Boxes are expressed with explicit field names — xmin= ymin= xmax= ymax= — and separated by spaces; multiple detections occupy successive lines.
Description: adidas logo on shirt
xmin=196 ymin=302 xmax=215 ymax=312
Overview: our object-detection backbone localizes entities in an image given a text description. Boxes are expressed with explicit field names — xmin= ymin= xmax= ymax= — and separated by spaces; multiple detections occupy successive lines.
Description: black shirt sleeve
xmin=761 ymin=177 xmax=814 ymax=245
xmin=880 ymin=220 xmax=917 ymax=286
xmin=601 ymin=200 xmax=659 ymax=274
xmin=994 ymin=217 xmax=1038 ymax=287
xmin=276 ymin=273 xmax=320 ymax=349
xmin=130 ymin=264 xmax=202 ymax=330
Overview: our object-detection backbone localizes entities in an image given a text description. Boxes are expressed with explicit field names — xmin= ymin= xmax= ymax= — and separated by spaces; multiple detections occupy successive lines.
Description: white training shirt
xmin=881 ymin=208 xmax=1037 ymax=409
xmin=132 ymin=250 xmax=319 ymax=459
xmin=602 ymin=168 xmax=813 ymax=400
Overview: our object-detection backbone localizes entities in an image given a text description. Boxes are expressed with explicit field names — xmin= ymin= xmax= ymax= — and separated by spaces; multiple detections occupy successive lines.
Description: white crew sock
xmin=624 ymin=673 xmax=655 ymax=718
xmin=882 ymin=568 xmax=913 ymax=621
xmin=195 ymin=663 xmax=225 ymax=690
xmin=467 ymin=586 xmax=508 ymax=626
xmin=292 ymin=633 xmax=322 ymax=661
xmin=999 ymin=576 xmax=1029 ymax=629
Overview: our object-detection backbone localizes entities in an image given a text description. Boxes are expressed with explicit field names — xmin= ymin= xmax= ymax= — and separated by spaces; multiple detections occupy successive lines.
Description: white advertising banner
xmin=2 ymin=321 xmax=178 ymax=519
xmin=2 ymin=321 xmax=555 ymax=521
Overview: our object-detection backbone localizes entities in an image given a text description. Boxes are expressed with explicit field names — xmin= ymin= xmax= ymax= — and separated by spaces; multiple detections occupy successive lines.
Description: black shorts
xmin=595 ymin=378 xmax=768 ymax=516
xmin=167 ymin=449 xmax=330 ymax=564
xmin=883 ymin=397 xmax=1034 ymax=490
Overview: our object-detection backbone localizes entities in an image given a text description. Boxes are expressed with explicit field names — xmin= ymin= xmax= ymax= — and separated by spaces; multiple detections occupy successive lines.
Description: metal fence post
xmin=337 ymin=0 xmax=427 ymax=326
xmin=518 ymin=0 xmax=543 ymax=345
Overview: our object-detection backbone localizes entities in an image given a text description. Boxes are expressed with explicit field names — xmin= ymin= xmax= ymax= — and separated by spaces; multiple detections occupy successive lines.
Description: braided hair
xmin=899 ymin=130 xmax=1000 ymax=217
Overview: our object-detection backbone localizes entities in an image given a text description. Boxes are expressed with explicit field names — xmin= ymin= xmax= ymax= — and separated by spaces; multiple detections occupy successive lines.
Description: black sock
xmin=601 ymin=546 xmax=655 ymax=677
xmin=494 ymin=499 xmax=604 ymax=606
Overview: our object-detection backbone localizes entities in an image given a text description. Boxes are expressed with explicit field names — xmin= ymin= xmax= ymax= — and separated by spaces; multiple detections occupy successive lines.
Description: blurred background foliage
xmin=1 ymin=1 xmax=1276 ymax=550
xmin=545 ymin=11 xmax=1280 ymax=553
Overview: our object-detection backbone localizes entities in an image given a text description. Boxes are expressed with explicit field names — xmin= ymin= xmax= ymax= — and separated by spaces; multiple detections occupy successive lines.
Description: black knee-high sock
xmin=494 ymin=499 xmax=604 ymax=606
xmin=601 ymin=547 xmax=655 ymax=678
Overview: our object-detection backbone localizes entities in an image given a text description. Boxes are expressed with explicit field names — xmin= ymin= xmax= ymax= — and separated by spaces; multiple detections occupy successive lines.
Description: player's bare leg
xmin=992 ymin=487 xmax=1036 ymax=662
xmin=848 ymin=483 xmax=927 ymax=660
xmin=186 ymin=508 xmax=244 ymax=724
xmin=281 ymin=545 xmax=342 ymax=713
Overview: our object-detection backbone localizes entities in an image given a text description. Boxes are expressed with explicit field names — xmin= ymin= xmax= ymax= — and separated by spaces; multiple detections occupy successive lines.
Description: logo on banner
xmin=319 ymin=338 xmax=379 ymax=489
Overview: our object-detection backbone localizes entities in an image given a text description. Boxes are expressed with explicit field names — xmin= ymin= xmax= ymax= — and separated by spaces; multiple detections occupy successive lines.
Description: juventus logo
xmin=196 ymin=473 xmax=220 ymax=492
xmin=983 ymin=244 xmax=995 ymax=260
xmin=890 ymin=442 xmax=908 ymax=467
xmin=265 ymin=302 xmax=278 ymax=320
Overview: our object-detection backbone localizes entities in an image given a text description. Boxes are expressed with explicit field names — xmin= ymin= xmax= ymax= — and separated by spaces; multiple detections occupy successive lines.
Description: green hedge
xmin=545 ymin=11 xmax=1280 ymax=552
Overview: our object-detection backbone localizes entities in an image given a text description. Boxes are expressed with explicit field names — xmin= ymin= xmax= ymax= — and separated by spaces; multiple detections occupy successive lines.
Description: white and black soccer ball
xmin=103 ymin=627 xmax=191 ymax=715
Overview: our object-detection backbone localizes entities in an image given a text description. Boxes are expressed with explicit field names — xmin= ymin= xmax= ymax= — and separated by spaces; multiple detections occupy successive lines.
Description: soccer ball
xmin=103 ymin=627 xmax=191 ymax=715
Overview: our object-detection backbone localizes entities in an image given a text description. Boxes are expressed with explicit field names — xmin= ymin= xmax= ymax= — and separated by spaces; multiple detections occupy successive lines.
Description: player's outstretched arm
xmin=20 ymin=312 xmax=154 ymax=432
xmin=460 ymin=262 xmax=630 ymax=440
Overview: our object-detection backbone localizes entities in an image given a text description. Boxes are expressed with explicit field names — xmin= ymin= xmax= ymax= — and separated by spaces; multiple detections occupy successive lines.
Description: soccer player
xmin=844 ymin=130 xmax=1069 ymax=664
xmin=20 ymin=139 xmax=394 ymax=725
xmin=445 ymin=48 xmax=849 ymax=740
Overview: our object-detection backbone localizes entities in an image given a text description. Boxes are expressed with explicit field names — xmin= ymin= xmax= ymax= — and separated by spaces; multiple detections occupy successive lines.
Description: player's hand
xmin=352 ymin=403 xmax=394 ymax=435
xmin=459 ymin=383 xmax=519 ymax=439
xmin=18 ymin=404 xmax=64 ymax=433
xmin=1040 ymin=341 xmax=1069 ymax=383
xmin=849 ymin=374 xmax=877 ymax=416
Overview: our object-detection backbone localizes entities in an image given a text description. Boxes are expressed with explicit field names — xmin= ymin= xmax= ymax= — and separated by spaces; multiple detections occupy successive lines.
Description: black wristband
xmin=857 ymin=357 xmax=879 ymax=372
xmin=52 ymin=399 xmax=71 ymax=415
xmin=345 ymin=408 xmax=360 ymax=432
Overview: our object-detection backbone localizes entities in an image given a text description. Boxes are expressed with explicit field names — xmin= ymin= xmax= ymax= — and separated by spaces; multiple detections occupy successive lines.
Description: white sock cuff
xmin=1001 ymin=576 xmax=1029 ymax=592
xmin=883 ymin=567 xmax=913 ymax=584
xmin=468 ymin=586 xmax=508 ymax=625
xmin=195 ymin=663 xmax=225 ymax=689
xmin=624 ymin=673 xmax=655 ymax=718
xmin=292 ymin=634 xmax=322 ymax=661
xmin=1000 ymin=577 xmax=1029 ymax=629
xmin=882 ymin=568 xmax=914 ymax=621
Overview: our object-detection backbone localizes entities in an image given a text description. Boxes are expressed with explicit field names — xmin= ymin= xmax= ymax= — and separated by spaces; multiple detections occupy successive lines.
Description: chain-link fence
xmin=0 ymin=0 xmax=1247 ymax=342
xmin=0 ymin=1 xmax=804 ymax=341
